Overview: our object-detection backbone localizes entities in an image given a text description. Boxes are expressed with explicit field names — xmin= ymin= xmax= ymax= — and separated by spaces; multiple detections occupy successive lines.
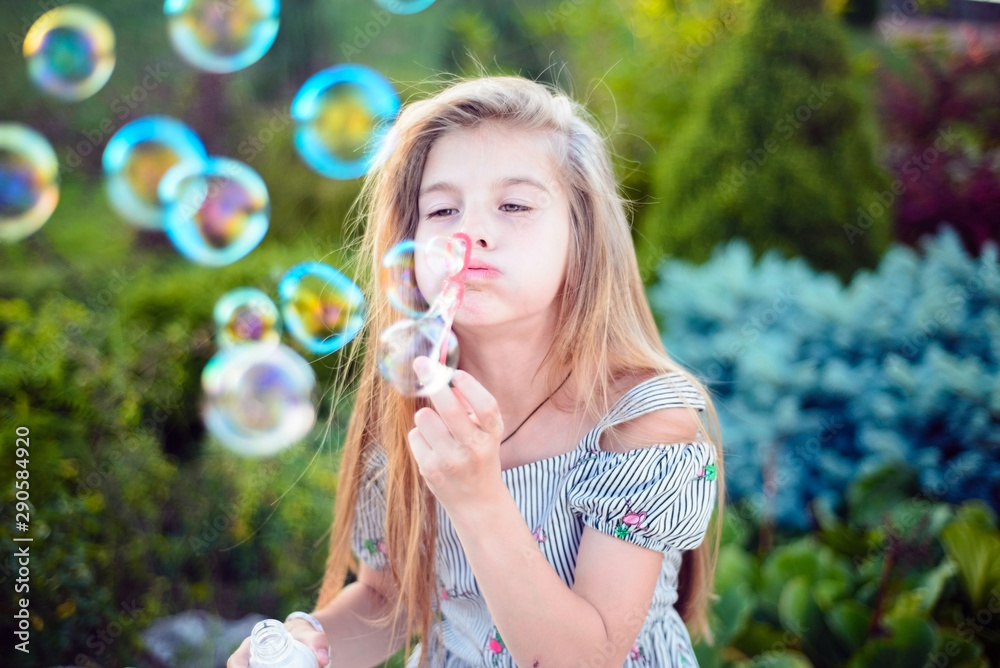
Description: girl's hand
xmin=407 ymin=357 xmax=506 ymax=513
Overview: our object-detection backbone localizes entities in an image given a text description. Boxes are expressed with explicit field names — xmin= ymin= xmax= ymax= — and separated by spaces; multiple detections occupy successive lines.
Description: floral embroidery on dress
xmin=363 ymin=537 xmax=388 ymax=557
xmin=614 ymin=498 xmax=650 ymax=539
xmin=486 ymin=628 xmax=506 ymax=665
xmin=628 ymin=641 xmax=651 ymax=665
xmin=694 ymin=463 xmax=717 ymax=481
xmin=531 ymin=527 xmax=547 ymax=543
xmin=676 ymin=642 xmax=695 ymax=666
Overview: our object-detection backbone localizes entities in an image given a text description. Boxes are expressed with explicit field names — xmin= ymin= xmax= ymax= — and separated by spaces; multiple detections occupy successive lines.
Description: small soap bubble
xmin=291 ymin=64 xmax=400 ymax=180
xmin=374 ymin=0 xmax=437 ymax=15
xmin=159 ymin=157 xmax=270 ymax=266
xmin=381 ymin=235 xmax=469 ymax=316
xmin=378 ymin=317 xmax=458 ymax=397
xmin=278 ymin=262 xmax=365 ymax=355
xmin=201 ymin=342 xmax=316 ymax=457
xmin=23 ymin=5 xmax=115 ymax=102
xmin=164 ymin=0 xmax=280 ymax=73
xmin=0 ymin=124 xmax=59 ymax=243
xmin=103 ymin=116 xmax=208 ymax=229
xmin=214 ymin=287 xmax=282 ymax=347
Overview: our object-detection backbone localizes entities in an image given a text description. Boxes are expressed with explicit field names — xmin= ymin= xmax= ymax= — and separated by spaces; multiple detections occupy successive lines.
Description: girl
xmin=230 ymin=75 xmax=725 ymax=668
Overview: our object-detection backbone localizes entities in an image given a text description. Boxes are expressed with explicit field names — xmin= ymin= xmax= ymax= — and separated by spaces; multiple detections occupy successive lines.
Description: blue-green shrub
xmin=648 ymin=225 xmax=999 ymax=528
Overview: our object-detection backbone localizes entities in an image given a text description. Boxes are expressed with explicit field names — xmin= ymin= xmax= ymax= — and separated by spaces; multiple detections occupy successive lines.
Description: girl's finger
xmin=450 ymin=370 xmax=504 ymax=438
xmin=413 ymin=357 xmax=480 ymax=442
xmin=413 ymin=406 xmax=455 ymax=451
xmin=408 ymin=426 xmax=434 ymax=463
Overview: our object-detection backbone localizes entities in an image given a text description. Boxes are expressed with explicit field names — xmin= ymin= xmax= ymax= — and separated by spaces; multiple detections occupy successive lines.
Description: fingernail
xmin=318 ymin=648 xmax=329 ymax=664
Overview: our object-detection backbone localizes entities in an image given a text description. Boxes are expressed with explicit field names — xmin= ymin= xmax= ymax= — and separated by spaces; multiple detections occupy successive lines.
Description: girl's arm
xmin=449 ymin=485 xmax=659 ymax=668
xmin=309 ymin=579 xmax=410 ymax=668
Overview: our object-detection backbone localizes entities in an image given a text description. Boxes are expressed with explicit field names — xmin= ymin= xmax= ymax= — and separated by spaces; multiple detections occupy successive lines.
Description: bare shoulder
xmin=599 ymin=372 xmax=704 ymax=454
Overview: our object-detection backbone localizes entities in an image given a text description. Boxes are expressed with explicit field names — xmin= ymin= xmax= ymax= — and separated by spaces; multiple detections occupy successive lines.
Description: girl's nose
xmin=459 ymin=211 xmax=493 ymax=249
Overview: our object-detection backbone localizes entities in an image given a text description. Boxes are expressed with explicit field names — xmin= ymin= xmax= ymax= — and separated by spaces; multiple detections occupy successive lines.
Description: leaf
xmin=779 ymin=575 xmax=825 ymax=637
xmin=826 ymin=599 xmax=872 ymax=649
xmin=940 ymin=502 xmax=1000 ymax=610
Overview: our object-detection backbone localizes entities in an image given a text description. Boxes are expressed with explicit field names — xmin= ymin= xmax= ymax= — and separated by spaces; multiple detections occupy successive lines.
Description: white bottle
xmin=248 ymin=619 xmax=321 ymax=668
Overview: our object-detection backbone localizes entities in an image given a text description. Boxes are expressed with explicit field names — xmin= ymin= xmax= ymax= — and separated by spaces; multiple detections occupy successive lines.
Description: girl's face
xmin=414 ymin=124 xmax=572 ymax=332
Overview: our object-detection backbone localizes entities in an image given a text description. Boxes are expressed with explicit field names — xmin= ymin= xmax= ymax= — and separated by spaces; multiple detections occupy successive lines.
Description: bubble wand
xmin=376 ymin=232 xmax=471 ymax=396
xmin=424 ymin=232 xmax=471 ymax=366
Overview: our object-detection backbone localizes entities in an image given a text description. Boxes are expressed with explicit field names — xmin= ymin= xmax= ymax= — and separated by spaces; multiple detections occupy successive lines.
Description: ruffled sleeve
xmin=350 ymin=446 xmax=390 ymax=571
xmin=567 ymin=441 xmax=718 ymax=553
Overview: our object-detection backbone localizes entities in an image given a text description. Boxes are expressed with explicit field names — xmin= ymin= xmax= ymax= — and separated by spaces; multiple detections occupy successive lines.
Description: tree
xmin=641 ymin=0 xmax=891 ymax=284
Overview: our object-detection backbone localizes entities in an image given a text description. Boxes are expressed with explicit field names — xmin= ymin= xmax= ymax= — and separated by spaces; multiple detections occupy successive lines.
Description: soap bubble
xmin=164 ymin=0 xmax=280 ymax=73
xmin=103 ymin=116 xmax=208 ymax=229
xmin=159 ymin=157 xmax=269 ymax=265
xmin=201 ymin=342 xmax=316 ymax=457
xmin=214 ymin=287 xmax=282 ymax=347
xmin=381 ymin=236 xmax=468 ymax=317
xmin=23 ymin=4 xmax=116 ymax=101
xmin=278 ymin=262 xmax=365 ymax=355
xmin=375 ymin=0 xmax=437 ymax=15
xmin=378 ymin=317 xmax=458 ymax=397
xmin=291 ymin=64 xmax=400 ymax=179
xmin=0 ymin=124 xmax=59 ymax=243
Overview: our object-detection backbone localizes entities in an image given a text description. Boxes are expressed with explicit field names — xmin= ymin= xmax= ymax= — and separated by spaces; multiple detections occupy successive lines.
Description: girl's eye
xmin=500 ymin=203 xmax=531 ymax=213
xmin=428 ymin=208 xmax=457 ymax=218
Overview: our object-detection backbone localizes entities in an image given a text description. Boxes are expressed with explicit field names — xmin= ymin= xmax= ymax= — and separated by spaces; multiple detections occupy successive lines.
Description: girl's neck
xmin=454 ymin=320 xmax=569 ymax=424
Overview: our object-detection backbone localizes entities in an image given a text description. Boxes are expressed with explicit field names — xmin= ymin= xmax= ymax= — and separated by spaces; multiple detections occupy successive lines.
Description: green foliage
xmin=696 ymin=466 xmax=1000 ymax=668
xmin=642 ymin=0 xmax=891 ymax=285
xmin=0 ymin=183 xmax=357 ymax=666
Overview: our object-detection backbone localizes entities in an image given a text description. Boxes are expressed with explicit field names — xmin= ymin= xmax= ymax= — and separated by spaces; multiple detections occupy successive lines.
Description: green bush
xmin=697 ymin=464 xmax=1000 ymax=667
xmin=642 ymin=0 xmax=891 ymax=285
xmin=0 ymin=185 xmax=355 ymax=666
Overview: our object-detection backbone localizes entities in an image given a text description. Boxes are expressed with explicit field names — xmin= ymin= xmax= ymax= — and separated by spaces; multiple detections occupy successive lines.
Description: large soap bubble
xmin=278 ymin=262 xmax=365 ymax=355
xmin=380 ymin=236 xmax=469 ymax=317
xmin=291 ymin=64 xmax=400 ymax=179
xmin=0 ymin=124 xmax=59 ymax=243
xmin=103 ymin=116 xmax=208 ymax=229
xmin=201 ymin=342 xmax=316 ymax=457
xmin=378 ymin=316 xmax=458 ymax=397
xmin=23 ymin=4 xmax=115 ymax=102
xmin=214 ymin=287 xmax=282 ymax=347
xmin=164 ymin=0 xmax=280 ymax=73
xmin=159 ymin=157 xmax=270 ymax=265
xmin=374 ymin=0 xmax=437 ymax=15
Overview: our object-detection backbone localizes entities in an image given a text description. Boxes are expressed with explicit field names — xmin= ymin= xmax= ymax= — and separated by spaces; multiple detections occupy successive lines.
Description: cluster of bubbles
xmin=203 ymin=263 xmax=365 ymax=456
xmin=377 ymin=233 xmax=470 ymax=397
xmin=6 ymin=1 xmax=438 ymax=456
xmin=101 ymin=115 xmax=270 ymax=265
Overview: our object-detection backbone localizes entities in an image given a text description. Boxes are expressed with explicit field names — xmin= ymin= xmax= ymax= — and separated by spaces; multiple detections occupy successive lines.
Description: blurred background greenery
xmin=1 ymin=0 xmax=998 ymax=666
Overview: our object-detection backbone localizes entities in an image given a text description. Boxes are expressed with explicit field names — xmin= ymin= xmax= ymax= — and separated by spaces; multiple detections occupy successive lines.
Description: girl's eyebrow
xmin=419 ymin=176 xmax=551 ymax=198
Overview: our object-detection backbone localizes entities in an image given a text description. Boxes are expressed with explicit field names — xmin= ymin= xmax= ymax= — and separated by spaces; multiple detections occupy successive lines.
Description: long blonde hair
xmin=315 ymin=75 xmax=726 ymax=666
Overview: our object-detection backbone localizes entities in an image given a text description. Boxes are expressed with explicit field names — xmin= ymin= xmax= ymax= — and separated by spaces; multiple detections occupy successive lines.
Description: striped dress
xmin=350 ymin=373 xmax=718 ymax=667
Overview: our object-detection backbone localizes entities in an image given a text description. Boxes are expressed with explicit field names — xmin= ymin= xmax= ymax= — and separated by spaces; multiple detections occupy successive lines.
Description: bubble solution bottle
xmin=248 ymin=619 xmax=321 ymax=668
